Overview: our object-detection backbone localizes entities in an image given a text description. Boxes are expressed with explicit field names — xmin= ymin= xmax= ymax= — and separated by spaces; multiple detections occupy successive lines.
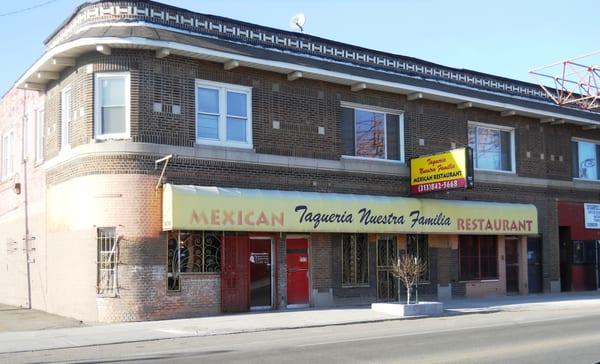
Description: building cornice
xmin=41 ymin=1 xmax=564 ymax=107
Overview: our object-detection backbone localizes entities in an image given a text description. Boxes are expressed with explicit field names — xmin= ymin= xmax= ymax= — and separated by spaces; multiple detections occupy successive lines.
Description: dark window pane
xmin=386 ymin=114 xmax=400 ymax=160
xmin=341 ymin=107 xmax=355 ymax=156
xmin=571 ymin=141 xmax=579 ymax=178
xmin=500 ymin=130 xmax=512 ymax=171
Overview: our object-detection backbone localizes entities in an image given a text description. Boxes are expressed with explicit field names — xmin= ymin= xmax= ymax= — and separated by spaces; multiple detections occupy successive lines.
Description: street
xmin=3 ymin=311 xmax=600 ymax=363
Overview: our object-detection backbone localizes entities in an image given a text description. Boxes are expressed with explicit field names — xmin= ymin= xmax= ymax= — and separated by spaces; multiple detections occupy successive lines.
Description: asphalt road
xmin=3 ymin=313 xmax=600 ymax=364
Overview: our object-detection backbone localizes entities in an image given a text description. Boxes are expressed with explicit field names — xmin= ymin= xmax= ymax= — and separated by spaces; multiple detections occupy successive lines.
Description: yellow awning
xmin=162 ymin=184 xmax=538 ymax=235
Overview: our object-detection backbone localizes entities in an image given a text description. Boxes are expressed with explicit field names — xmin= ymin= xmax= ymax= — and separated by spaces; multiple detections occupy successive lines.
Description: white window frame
xmin=1 ymin=129 xmax=15 ymax=181
xmin=468 ymin=121 xmax=516 ymax=174
xmin=60 ymin=87 xmax=72 ymax=151
xmin=340 ymin=102 xmax=405 ymax=163
xmin=94 ymin=72 xmax=131 ymax=140
xmin=572 ymin=137 xmax=600 ymax=182
xmin=195 ymin=79 xmax=253 ymax=149
xmin=35 ymin=108 xmax=45 ymax=163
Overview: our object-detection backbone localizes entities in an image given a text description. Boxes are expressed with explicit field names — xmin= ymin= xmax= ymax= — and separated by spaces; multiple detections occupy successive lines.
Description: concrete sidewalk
xmin=0 ymin=291 xmax=599 ymax=354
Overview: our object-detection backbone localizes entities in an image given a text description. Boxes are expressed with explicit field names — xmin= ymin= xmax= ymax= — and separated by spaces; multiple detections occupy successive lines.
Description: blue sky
xmin=1 ymin=0 xmax=598 ymax=96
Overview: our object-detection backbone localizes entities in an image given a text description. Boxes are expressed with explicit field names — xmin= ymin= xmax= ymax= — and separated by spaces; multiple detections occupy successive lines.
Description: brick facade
xmin=3 ymin=0 xmax=600 ymax=322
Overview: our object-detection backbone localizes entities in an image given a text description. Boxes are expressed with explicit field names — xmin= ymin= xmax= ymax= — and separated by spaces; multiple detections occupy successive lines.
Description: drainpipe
xmin=21 ymin=90 xmax=32 ymax=310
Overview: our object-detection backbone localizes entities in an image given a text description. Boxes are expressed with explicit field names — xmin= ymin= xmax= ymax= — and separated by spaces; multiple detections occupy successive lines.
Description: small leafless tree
xmin=390 ymin=255 xmax=428 ymax=304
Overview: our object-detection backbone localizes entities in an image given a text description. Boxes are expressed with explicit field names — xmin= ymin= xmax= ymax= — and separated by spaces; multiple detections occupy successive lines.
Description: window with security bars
xmin=342 ymin=233 xmax=369 ymax=287
xmin=97 ymin=228 xmax=118 ymax=295
xmin=167 ymin=231 xmax=222 ymax=291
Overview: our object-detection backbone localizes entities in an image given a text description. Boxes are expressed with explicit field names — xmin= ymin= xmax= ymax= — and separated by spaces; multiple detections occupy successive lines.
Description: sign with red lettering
xmin=410 ymin=148 xmax=474 ymax=194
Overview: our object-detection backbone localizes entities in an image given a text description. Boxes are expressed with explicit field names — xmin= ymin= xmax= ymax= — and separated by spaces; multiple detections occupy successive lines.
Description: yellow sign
xmin=410 ymin=148 xmax=473 ymax=194
xmin=163 ymin=184 xmax=537 ymax=235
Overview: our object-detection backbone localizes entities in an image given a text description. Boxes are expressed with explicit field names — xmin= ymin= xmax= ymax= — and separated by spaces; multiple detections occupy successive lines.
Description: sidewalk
xmin=0 ymin=291 xmax=599 ymax=354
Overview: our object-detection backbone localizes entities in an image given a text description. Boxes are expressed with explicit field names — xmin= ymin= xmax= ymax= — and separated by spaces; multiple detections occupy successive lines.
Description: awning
xmin=162 ymin=184 xmax=538 ymax=235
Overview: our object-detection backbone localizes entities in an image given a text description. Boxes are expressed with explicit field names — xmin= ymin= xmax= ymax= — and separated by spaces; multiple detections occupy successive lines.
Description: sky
xmin=1 ymin=0 xmax=599 ymax=96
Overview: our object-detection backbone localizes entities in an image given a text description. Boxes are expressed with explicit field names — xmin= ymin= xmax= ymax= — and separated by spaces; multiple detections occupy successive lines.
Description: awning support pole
xmin=155 ymin=154 xmax=173 ymax=190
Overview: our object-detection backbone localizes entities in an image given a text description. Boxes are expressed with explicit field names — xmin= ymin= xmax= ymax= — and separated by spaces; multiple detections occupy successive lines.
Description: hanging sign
xmin=410 ymin=147 xmax=474 ymax=194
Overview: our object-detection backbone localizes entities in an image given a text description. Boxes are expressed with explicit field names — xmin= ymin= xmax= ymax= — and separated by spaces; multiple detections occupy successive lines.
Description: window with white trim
xmin=468 ymin=122 xmax=515 ymax=172
xmin=340 ymin=103 xmax=404 ymax=162
xmin=95 ymin=72 xmax=130 ymax=139
xmin=1 ymin=130 xmax=15 ymax=180
xmin=61 ymin=88 xmax=72 ymax=150
xmin=35 ymin=109 xmax=44 ymax=162
xmin=195 ymin=80 xmax=252 ymax=148
xmin=571 ymin=139 xmax=600 ymax=180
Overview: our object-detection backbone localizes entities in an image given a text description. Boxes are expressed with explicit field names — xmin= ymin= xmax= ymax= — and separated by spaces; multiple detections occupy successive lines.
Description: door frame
xmin=286 ymin=234 xmax=311 ymax=308
xmin=249 ymin=236 xmax=276 ymax=311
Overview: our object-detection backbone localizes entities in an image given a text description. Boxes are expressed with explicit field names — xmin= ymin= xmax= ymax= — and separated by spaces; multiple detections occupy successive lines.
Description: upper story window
xmin=468 ymin=122 xmax=515 ymax=173
xmin=61 ymin=87 xmax=72 ymax=150
xmin=1 ymin=130 xmax=15 ymax=180
xmin=35 ymin=108 xmax=44 ymax=163
xmin=340 ymin=102 xmax=404 ymax=162
xmin=572 ymin=139 xmax=600 ymax=180
xmin=195 ymin=80 xmax=252 ymax=148
xmin=94 ymin=72 xmax=130 ymax=140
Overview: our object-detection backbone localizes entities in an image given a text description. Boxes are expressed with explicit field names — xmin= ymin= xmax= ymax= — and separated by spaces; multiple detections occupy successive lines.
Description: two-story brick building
xmin=1 ymin=0 xmax=599 ymax=322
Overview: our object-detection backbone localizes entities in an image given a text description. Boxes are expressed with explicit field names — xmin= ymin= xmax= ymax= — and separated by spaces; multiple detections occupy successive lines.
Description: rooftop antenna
xmin=289 ymin=13 xmax=306 ymax=32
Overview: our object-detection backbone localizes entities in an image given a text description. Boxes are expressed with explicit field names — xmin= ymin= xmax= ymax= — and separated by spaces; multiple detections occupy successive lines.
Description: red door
xmin=221 ymin=235 xmax=250 ymax=312
xmin=286 ymin=238 xmax=309 ymax=305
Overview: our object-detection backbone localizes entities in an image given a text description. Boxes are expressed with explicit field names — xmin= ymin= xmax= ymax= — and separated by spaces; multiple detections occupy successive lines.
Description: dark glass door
xmin=527 ymin=237 xmax=542 ymax=293
xmin=505 ymin=239 xmax=519 ymax=294
xmin=250 ymin=239 xmax=272 ymax=308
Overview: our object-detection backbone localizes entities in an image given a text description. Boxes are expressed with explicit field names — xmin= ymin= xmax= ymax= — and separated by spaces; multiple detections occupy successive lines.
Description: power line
xmin=0 ymin=0 xmax=60 ymax=17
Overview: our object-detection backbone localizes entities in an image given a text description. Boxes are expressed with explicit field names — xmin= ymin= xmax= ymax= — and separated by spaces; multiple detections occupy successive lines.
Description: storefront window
xmin=167 ymin=231 xmax=222 ymax=291
xmin=407 ymin=234 xmax=429 ymax=281
xmin=342 ymin=234 xmax=369 ymax=287
xmin=459 ymin=235 xmax=498 ymax=280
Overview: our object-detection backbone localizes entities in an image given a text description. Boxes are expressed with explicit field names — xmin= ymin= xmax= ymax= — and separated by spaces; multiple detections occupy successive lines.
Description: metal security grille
xmin=97 ymin=228 xmax=117 ymax=295
xmin=377 ymin=236 xmax=398 ymax=301
xmin=342 ymin=234 xmax=369 ymax=287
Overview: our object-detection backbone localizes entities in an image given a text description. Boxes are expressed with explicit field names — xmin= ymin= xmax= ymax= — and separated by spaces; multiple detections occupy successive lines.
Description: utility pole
xmin=21 ymin=90 xmax=32 ymax=310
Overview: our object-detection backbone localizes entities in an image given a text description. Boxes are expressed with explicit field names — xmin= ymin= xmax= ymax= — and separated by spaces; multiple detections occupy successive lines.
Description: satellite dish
xmin=289 ymin=13 xmax=305 ymax=32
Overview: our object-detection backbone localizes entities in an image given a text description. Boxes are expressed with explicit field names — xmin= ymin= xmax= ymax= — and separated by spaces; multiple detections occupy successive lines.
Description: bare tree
xmin=390 ymin=255 xmax=428 ymax=304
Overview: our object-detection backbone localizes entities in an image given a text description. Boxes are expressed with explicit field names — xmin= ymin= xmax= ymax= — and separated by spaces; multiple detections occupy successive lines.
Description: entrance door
xmin=250 ymin=238 xmax=273 ymax=309
xmin=221 ymin=235 xmax=250 ymax=313
xmin=377 ymin=236 xmax=398 ymax=301
xmin=505 ymin=238 xmax=520 ymax=294
xmin=527 ymin=237 xmax=543 ymax=294
xmin=286 ymin=238 xmax=309 ymax=306
xmin=559 ymin=227 xmax=573 ymax=291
